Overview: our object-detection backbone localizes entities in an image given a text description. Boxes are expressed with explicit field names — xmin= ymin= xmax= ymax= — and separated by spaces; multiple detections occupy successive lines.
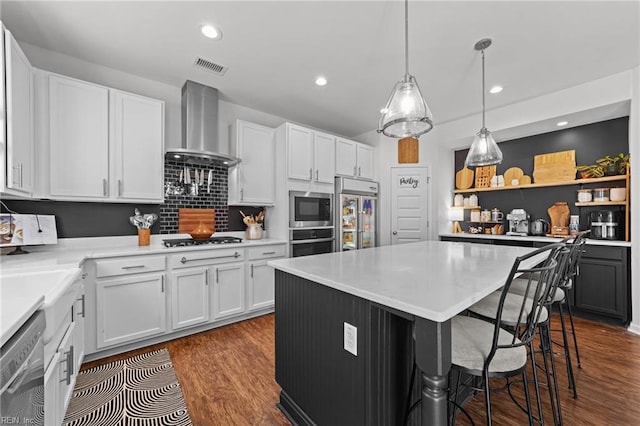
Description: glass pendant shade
xmin=465 ymin=127 xmax=503 ymax=167
xmin=378 ymin=75 xmax=434 ymax=138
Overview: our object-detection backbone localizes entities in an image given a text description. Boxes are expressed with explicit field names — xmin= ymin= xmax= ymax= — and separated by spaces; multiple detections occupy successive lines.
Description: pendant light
xmin=464 ymin=38 xmax=503 ymax=167
xmin=377 ymin=0 xmax=433 ymax=138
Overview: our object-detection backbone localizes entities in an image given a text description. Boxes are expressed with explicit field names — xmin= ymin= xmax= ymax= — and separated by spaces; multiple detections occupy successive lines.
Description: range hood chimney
xmin=165 ymin=80 xmax=240 ymax=166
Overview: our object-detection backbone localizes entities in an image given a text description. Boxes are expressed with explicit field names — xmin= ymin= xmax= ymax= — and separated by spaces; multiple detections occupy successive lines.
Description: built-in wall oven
xmin=290 ymin=228 xmax=334 ymax=258
xmin=289 ymin=191 xmax=334 ymax=257
xmin=289 ymin=191 xmax=333 ymax=228
xmin=1 ymin=310 xmax=45 ymax=426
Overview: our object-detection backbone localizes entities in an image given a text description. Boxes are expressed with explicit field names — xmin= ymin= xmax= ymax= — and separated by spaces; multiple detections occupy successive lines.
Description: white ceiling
xmin=1 ymin=0 xmax=639 ymax=139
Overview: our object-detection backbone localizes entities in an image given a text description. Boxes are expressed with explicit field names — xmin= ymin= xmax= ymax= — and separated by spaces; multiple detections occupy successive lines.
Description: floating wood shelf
xmin=453 ymin=174 xmax=627 ymax=193
xmin=575 ymin=201 xmax=627 ymax=207
xmin=451 ymin=206 xmax=481 ymax=210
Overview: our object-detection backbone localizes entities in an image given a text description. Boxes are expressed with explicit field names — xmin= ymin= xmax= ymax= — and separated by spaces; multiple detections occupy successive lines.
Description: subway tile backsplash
xmin=160 ymin=159 xmax=229 ymax=234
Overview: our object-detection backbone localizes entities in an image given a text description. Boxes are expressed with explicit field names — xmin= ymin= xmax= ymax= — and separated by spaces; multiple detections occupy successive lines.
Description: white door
xmin=287 ymin=124 xmax=313 ymax=181
xmin=211 ymin=263 xmax=245 ymax=319
xmin=313 ymin=131 xmax=335 ymax=184
xmin=111 ymin=90 xmax=164 ymax=201
xmin=236 ymin=120 xmax=276 ymax=204
xmin=356 ymin=144 xmax=375 ymax=180
xmin=335 ymin=138 xmax=357 ymax=177
xmin=390 ymin=167 xmax=430 ymax=245
xmin=247 ymin=261 xmax=276 ymax=311
xmin=170 ymin=268 xmax=210 ymax=329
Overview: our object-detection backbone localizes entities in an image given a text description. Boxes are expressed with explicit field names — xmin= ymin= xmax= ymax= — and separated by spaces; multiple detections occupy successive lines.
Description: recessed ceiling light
xmin=201 ymin=24 xmax=222 ymax=40
xmin=557 ymin=121 xmax=569 ymax=126
xmin=489 ymin=85 xmax=503 ymax=94
xmin=315 ymin=76 xmax=327 ymax=86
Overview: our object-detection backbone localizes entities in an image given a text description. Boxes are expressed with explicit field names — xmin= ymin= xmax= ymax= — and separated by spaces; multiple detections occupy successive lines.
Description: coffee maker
xmin=506 ymin=209 xmax=530 ymax=236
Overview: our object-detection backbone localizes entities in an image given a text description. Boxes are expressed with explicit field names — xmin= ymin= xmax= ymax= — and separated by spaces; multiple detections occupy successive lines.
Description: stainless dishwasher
xmin=1 ymin=310 xmax=46 ymax=426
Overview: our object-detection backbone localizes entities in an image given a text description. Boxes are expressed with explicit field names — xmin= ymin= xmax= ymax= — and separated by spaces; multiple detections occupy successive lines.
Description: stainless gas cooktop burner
xmin=162 ymin=236 xmax=243 ymax=247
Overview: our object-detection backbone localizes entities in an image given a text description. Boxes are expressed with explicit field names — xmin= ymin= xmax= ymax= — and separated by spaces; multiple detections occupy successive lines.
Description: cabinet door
xmin=356 ymin=144 xmax=375 ymax=180
xmin=230 ymin=120 xmax=276 ymax=204
xmin=49 ymin=75 xmax=109 ymax=198
xmin=314 ymin=131 xmax=335 ymax=184
xmin=211 ymin=263 xmax=245 ymax=320
xmin=170 ymin=268 xmax=210 ymax=329
xmin=58 ymin=321 xmax=77 ymax=418
xmin=4 ymin=29 xmax=33 ymax=193
xmin=287 ymin=124 xmax=313 ymax=181
xmin=96 ymin=273 xmax=166 ymax=348
xmin=247 ymin=260 xmax=276 ymax=311
xmin=574 ymin=258 xmax=625 ymax=319
xmin=335 ymin=138 xmax=357 ymax=177
xmin=72 ymin=290 xmax=86 ymax=375
xmin=111 ymin=90 xmax=164 ymax=201
xmin=44 ymin=350 xmax=62 ymax=426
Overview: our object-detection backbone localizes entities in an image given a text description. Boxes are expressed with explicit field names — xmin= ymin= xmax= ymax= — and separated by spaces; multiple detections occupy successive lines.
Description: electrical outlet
xmin=344 ymin=322 xmax=357 ymax=356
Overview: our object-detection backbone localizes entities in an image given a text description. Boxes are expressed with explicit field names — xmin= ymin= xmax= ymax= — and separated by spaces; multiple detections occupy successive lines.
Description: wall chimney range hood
xmin=165 ymin=80 xmax=240 ymax=167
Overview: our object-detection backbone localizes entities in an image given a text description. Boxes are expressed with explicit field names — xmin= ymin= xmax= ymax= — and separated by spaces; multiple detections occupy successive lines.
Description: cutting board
xmin=504 ymin=167 xmax=524 ymax=186
xmin=455 ymin=167 xmax=474 ymax=189
xmin=178 ymin=208 xmax=215 ymax=234
xmin=533 ymin=150 xmax=576 ymax=183
xmin=474 ymin=165 xmax=496 ymax=188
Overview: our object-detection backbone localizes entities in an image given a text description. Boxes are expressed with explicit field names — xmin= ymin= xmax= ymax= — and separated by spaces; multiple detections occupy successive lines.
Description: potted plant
xmin=596 ymin=155 xmax=620 ymax=176
xmin=615 ymin=153 xmax=630 ymax=174
xmin=576 ymin=164 xmax=604 ymax=179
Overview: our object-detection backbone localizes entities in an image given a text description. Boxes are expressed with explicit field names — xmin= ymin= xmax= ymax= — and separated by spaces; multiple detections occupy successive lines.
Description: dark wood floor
xmin=82 ymin=312 xmax=640 ymax=425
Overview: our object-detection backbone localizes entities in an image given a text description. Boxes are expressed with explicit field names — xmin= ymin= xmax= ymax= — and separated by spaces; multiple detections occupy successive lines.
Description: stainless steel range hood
xmin=165 ymin=80 xmax=240 ymax=167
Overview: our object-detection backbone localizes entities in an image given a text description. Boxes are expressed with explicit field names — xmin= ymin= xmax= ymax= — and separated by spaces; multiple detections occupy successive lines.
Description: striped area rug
xmin=63 ymin=348 xmax=192 ymax=426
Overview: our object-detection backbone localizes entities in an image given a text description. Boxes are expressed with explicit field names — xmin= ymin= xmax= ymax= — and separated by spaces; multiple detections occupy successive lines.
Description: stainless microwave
xmin=289 ymin=191 xmax=333 ymax=228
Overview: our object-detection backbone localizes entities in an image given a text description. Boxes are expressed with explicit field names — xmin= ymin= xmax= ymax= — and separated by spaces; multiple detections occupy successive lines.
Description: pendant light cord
xmin=481 ymin=48 xmax=486 ymax=129
xmin=404 ymin=0 xmax=409 ymax=79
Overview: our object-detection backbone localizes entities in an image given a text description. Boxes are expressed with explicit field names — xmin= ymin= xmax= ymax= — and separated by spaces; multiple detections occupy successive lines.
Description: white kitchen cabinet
xmin=246 ymin=244 xmax=286 ymax=311
xmin=228 ymin=119 xmax=276 ymax=205
xmin=49 ymin=74 xmax=109 ymax=199
xmin=44 ymin=279 xmax=84 ymax=426
xmin=170 ymin=267 xmax=210 ymax=330
xmin=111 ymin=90 xmax=164 ymax=201
xmin=211 ymin=263 xmax=245 ymax=320
xmin=335 ymin=137 xmax=375 ymax=180
xmin=2 ymin=26 xmax=34 ymax=195
xmin=286 ymin=123 xmax=335 ymax=185
xmin=96 ymin=272 xmax=167 ymax=349
xmin=45 ymin=72 xmax=164 ymax=202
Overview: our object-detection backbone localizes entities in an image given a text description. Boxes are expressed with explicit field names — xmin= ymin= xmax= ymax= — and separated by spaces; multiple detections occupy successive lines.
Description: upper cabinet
xmin=286 ymin=123 xmax=335 ymax=186
xmin=42 ymin=72 xmax=165 ymax=203
xmin=1 ymin=25 xmax=34 ymax=196
xmin=228 ymin=120 xmax=276 ymax=206
xmin=335 ymin=137 xmax=374 ymax=180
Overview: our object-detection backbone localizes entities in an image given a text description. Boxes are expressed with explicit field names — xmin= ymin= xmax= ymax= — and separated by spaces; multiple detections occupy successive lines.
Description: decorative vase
xmin=138 ymin=228 xmax=150 ymax=246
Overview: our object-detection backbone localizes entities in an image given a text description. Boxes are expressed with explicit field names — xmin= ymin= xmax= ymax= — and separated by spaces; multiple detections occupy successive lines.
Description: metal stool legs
xmin=557 ymin=302 xmax=578 ymax=399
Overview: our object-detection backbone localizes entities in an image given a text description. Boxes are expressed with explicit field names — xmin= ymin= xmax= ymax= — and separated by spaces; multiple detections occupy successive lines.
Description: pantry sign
xmin=399 ymin=176 xmax=420 ymax=189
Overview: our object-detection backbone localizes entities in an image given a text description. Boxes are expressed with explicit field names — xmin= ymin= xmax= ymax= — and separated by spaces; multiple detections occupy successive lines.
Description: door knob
xmin=392 ymin=231 xmax=398 ymax=235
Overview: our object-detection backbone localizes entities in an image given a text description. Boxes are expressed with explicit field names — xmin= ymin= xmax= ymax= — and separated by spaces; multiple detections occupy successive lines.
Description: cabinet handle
xmin=216 ymin=268 xmax=219 ymax=283
xmin=240 ymin=188 xmax=244 ymax=201
xmin=81 ymin=272 xmax=88 ymax=279
xmin=180 ymin=252 xmax=241 ymax=264
xmin=309 ymin=168 xmax=313 ymax=180
xmin=161 ymin=275 xmax=165 ymax=293
xmin=103 ymin=179 xmax=108 ymax=196
xmin=262 ymin=251 xmax=276 ymax=255
xmin=122 ymin=265 xmax=145 ymax=270
xmin=60 ymin=346 xmax=73 ymax=385
xmin=19 ymin=164 xmax=23 ymax=188
xmin=118 ymin=179 xmax=123 ymax=196
xmin=353 ymin=165 xmax=357 ymax=176
xmin=251 ymin=264 xmax=254 ymax=278
xmin=205 ymin=271 xmax=209 ymax=286
xmin=358 ymin=167 xmax=361 ymax=176
xmin=316 ymin=169 xmax=319 ymax=181
xmin=77 ymin=294 xmax=86 ymax=318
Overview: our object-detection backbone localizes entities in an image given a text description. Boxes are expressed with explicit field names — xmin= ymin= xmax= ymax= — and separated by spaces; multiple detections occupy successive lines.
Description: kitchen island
xmin=268 ymin=240 xmax=546 ymax=425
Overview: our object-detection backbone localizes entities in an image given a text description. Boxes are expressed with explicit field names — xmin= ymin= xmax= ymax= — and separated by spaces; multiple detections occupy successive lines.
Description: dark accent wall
xmin=454 ymin=117 xmax=629 ymax=231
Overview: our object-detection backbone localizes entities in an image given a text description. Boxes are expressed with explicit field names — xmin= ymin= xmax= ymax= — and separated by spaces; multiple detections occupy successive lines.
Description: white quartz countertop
xmin=269 ymin=240 xmax=545 ymax=322
xmin=439 ymin=232 xmax=632 ymax=247
xmin=0 ymin=234 xmax=286 ymax=345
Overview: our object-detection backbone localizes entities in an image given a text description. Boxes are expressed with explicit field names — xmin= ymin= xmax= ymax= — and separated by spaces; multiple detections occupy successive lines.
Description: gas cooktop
xmin=162 ymin=236 xmax=243 ymax=248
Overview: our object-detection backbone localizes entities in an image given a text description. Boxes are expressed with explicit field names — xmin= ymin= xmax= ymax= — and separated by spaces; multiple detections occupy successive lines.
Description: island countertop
xmin=269 ymin=240 xmax=544 ymax=322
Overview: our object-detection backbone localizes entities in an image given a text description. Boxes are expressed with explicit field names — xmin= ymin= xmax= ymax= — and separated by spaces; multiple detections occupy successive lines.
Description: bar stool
xmin=463 ymin=243 xmax=570 ymax=426
xmin=450 ymin=243 xmax=565 ymax=426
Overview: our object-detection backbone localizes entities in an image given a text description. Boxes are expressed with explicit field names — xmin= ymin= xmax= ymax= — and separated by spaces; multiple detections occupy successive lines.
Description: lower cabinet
xmin=44 ymin=279 xmax=85 ymax=426
xmin=96 ymin=273 xmax=167 ymax=349
xmin=246 ymin=244 xmax=287 ymax=311
xmin=573 ymin=245 xmax=629 ymax=323
xmin=211 ymin=263 xmax=245 ymax=319
xmin=170 ymin=267 xmax=210 ymax=329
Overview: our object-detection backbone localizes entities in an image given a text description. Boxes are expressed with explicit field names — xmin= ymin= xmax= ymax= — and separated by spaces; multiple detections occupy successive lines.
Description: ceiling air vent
xmin=194 ymin=57 xmax=228 ymax=75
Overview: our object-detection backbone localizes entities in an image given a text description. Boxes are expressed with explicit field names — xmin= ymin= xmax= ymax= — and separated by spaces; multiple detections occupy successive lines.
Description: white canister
xmin=470 ymin=209 xmax=481 ymax=222
xmin=610 ymin=187 xmax=626 ymax=202
xmin=454 ymin=194 xmax=464 ymax=207
xmin=469 ymin=194 xmax=478 ymax=207
xmin=463 ymin=197 xmax=470 ymax=207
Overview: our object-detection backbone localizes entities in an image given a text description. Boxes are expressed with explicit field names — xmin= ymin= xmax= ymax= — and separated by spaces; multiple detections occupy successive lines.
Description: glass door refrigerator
xmin=335 ymin=177 xmax=379 ymax=251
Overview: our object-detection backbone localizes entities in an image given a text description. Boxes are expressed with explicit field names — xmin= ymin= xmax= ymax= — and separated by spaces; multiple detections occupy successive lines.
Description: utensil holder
xmin=245 ymin=224 xmax=263 ymax=240
xmin=138 ymin=229 xmax=150 ymax=246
